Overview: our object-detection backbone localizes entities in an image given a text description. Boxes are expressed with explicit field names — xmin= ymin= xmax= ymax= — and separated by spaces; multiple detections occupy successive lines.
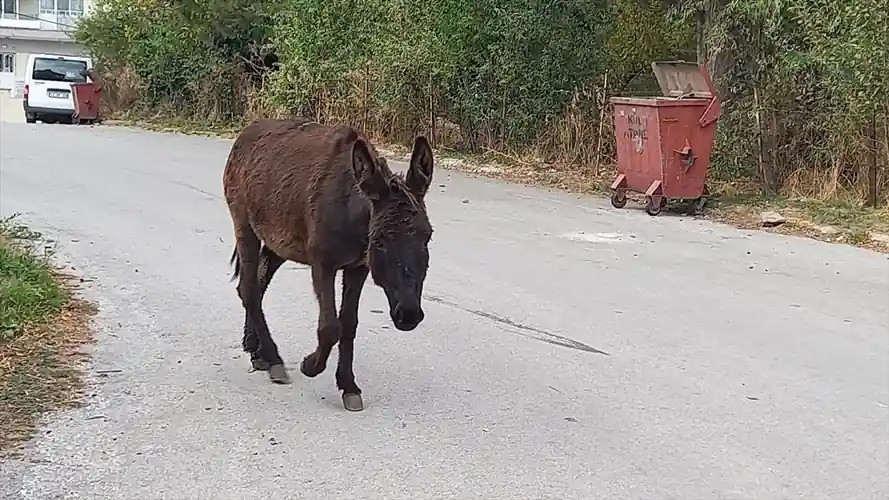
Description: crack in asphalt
xmin=424 ymin=294 xmax=610 ymax=356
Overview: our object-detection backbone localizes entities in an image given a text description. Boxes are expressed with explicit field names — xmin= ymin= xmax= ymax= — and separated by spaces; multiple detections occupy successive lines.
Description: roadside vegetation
xmin=74 ymin=0 xmax=888 ymax=249
xmin=0 ymin=215 xmax=95 ymax=454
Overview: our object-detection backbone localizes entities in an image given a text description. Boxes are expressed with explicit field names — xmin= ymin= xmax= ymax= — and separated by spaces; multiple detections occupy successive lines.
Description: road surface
xmin=1 ymin=122 xmax=887 ymax=500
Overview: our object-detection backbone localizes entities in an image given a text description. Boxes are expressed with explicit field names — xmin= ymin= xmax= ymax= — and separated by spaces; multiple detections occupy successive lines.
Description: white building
xmin=1 ymin=0 xmax=92 ymax=103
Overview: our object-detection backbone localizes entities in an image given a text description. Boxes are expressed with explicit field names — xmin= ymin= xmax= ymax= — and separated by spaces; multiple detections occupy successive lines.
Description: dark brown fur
xmin=223 ymin=118 xmax=434 ymax=410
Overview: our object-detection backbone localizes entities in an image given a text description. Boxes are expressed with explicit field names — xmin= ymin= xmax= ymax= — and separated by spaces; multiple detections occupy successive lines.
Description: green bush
xmin=75 ymin=0 xmax=888 ymax=204
xmin=75 ymin=0 xmax=277 ymax=121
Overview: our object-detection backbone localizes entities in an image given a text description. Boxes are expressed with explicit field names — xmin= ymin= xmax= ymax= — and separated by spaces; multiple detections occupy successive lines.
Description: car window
xmin=32 ymin=58 xmax=88 ymax=83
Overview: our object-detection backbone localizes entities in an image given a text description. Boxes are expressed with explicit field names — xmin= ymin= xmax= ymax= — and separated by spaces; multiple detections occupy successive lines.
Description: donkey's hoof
xmin=342 ymin=393 xmax=364 ymax=412
xmin=299 ymin=355 xmax=325 ymax=378
xmin=268 ymin=364 xmax=291 ymax=384
xmin=250 ymin=358 xmax=271 ymax=371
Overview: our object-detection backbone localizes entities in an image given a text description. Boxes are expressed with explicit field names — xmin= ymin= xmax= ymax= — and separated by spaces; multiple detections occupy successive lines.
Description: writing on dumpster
xmin=624 ymin=112 xmax=647 ymax=153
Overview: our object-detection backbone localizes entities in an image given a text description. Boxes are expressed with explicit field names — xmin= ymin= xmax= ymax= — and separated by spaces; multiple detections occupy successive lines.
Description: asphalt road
xmin=0 ymin=122 xmax=887 ymax=500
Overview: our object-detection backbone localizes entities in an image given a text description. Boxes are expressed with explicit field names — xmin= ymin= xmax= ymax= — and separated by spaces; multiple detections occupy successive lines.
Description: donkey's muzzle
xmin=392 ymin=305 xmax=424 ymax=331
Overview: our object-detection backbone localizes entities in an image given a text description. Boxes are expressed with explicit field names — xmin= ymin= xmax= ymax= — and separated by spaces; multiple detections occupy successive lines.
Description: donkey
xmin=222 ymin=118 xmax=434 ymax=412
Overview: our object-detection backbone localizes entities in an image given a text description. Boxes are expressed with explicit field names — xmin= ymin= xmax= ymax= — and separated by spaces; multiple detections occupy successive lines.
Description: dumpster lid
xmin=651 ymin=61 xmax=715 ymax=99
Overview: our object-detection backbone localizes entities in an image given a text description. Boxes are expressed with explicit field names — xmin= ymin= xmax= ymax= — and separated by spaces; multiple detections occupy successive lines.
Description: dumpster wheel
xmin=692 ymin=196 xmax=708 ymax=215
xmin=645 ymin=196 xmax=666 ymax=216
xmin=610 ymin=191 xmax=627 ymax=209
xmin=691 ymin=184 xmax=710 ymax=216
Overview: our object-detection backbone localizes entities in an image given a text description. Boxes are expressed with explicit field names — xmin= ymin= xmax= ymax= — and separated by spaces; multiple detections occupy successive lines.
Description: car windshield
xmin=32 ymin=58 xmax=88 ymax=83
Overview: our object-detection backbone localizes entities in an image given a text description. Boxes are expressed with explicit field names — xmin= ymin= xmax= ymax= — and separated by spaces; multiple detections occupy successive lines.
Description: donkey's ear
xmin=405 ymin=135 xmax=434 ymax=197
xmin=352 ymin=138 xmax=389 ymax=200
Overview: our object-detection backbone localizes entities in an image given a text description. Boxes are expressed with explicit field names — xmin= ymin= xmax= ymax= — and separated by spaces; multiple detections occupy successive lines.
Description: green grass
xmin=0 ymin=215 xmax=65 ymax=342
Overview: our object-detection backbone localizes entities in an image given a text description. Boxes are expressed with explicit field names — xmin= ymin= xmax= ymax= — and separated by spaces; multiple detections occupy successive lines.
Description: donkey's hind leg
xmin=235 ymin=229 xmax=289 ymax=384
xmin=245 ymin=244 xmax=286 ymax=371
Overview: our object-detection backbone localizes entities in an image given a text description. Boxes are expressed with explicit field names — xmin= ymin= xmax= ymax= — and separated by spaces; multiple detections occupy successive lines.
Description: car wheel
xmin=25 ymin=113 xmax=36 ymax=124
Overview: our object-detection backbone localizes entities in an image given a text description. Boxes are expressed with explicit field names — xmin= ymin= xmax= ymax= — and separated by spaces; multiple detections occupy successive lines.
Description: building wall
xmin=0 ymin=84 xmax=26 ymax=121
xmin=0 ymin=0 xmax=93 ymax=91
xmin=1 ymin=0 xmax=94 ymax=31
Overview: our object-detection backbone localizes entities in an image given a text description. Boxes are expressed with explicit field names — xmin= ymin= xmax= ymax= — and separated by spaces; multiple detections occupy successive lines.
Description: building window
xmin=1 ymin=0 xmax=17 ymax=16
xmin=1 ymin=53 xmax=14 ymax=74
xmin=38 ymin=0 xmax=83 ymax=13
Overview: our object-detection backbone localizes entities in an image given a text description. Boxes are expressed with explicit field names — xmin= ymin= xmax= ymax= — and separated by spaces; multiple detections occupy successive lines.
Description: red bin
xmin=71 ymin=81 xmax=102 ymax=124
xmin=608 ymin=61 xmax=722 ymax=216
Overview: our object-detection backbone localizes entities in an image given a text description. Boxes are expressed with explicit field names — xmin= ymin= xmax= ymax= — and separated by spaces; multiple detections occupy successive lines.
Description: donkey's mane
xmin=382 ymin=170 xmax=423 ymax=212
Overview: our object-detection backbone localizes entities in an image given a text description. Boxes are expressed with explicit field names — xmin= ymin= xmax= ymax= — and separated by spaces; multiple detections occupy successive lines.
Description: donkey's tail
xmin=229 ymin=246 xmax=240 ymax=282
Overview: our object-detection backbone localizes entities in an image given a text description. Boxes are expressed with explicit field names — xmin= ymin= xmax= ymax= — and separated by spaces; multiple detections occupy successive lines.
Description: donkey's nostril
xmin=392 ymin=306 xmax=423 ymax=330
xmin=393 ymin=306 xmax=408 ymax=323
xmin=409 ymin=308 xmax=424 ymax=325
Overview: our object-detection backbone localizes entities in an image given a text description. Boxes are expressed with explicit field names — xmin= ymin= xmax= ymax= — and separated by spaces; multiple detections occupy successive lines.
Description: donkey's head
xmin=352 ymin=136 xmax=434 ymax=331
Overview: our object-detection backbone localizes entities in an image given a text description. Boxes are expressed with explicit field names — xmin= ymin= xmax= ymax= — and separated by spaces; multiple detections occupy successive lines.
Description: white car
xmin=22 ymin=53 xmax=94 ymax=124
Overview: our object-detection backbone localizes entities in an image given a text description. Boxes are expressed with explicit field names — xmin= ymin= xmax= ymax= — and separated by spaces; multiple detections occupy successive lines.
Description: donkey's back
xmin=223 ymin=118 xmax=373 ymax=264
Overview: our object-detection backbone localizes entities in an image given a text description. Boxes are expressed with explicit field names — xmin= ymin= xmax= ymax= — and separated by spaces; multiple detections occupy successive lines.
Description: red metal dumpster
xmin=609 ymin=61 xmax=721 ymax=216
xmin=71 ymin=82 xmax=102 ymax=124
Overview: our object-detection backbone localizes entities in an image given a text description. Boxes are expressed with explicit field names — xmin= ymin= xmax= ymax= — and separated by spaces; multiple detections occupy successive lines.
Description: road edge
xmin=0 ymin=217 xmax=99 ymax=459
xmin=97 ymin=119 xmax=889 ymax=254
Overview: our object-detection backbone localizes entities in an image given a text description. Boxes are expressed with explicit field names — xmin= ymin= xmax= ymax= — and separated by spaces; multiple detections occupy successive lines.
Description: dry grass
xmin=706 ymin=186 xmax=889 ymax=252
xmin=374 ymin=142 xmax=889 ymax=253
xmin=781 ymin=162 xmax=889 ymax=207
xmin=0 ymin=216 xmax=97 ymax=456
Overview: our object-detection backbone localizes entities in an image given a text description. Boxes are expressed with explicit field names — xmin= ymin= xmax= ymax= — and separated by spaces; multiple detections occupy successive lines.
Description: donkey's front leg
xmin=300 ymin=264 xmax=341 ymax=379
xmin=336 ymin=265 xmax=369 ymax=411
